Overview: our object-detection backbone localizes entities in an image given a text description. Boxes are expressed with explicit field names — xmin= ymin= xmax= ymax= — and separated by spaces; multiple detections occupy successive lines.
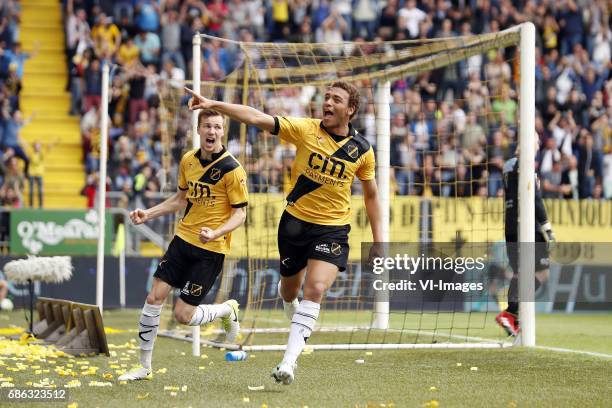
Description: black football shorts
xmin=277 ymin=211 xmax=350 ymax=277
xmin=154 ymin=236 xmax=225 ymax=306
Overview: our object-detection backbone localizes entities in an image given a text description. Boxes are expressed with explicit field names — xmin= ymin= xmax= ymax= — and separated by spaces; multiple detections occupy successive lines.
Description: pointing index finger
xmin=184 ymin=87 xmax=199 ymax=97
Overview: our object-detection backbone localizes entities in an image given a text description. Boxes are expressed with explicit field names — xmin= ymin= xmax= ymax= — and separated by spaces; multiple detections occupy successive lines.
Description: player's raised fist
xmin=185 ymin=87 xmax=214 ymax=111
xmin=199 ymin=227 xmax=218 ymax=243
xmin=130 ymin=208 xmax=148 ymax=225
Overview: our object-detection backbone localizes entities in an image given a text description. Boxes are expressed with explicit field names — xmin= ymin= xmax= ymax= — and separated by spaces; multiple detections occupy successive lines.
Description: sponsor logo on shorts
xmin=314 ymin=243 xmax=330 ymax=254
xmin=330 ymin=242 xmax=342 ymax=255
xmin=181 ymin=281 xmax=191 ymax=295
xmin=281 ymin=257 xmax=291 ymax=267
xmin=190 ymin=284 xmax=203 ymax=296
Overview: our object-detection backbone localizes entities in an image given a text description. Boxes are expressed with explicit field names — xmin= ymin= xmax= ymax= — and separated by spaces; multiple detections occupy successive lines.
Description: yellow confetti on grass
xmin=243 ymin=397 xmax=250 ymax=403
xmin=104 ymin=327 xmax=127 ymax=334
xmin=67 ymin=403 xmax=78 ymax=408
xmin=88 ymin=381 xmax=112 ymax=387
xmin=64 ymin=380 xmax=81 ymax=388
xmin=0 ymin=327 xmax=23 ymax=336
xmin=155 ymin=368 xmax=167 ymax=374
xmin=137 ymin=393 xmax=150 ymax=400
xmin=423 ymin=400 xmax=439 ymax=408
xmin=0 ymin=339 xmax=68 ymax=359
xmin=103 ymin=373 xmax=113 ymax=380
xmin=164 ymin=386 xmax=179 ymax=391
xmin=429 ymin=386 xmax=438 ymax=391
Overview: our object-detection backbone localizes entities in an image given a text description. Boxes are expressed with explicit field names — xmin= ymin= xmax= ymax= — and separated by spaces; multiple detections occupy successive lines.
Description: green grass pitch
xmin=0 ymin=310 xmax=610 ymax=407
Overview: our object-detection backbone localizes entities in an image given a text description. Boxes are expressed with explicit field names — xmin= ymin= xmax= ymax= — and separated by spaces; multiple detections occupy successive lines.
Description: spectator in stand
xmin=398 ymin=0 xmax=428 ymax=39
xmin=134 ymin=30 xmax=161 ymax=67
xmin=65 ymin=1 xmax=90 ymax=73
xmin=577 ymin=131 xmax=602 ymax=199
xmin=159 ymin=59 xmax=185 ymax=90
xmin=91 ymin=14 xmax=121 ymax=57
xmin=207 ymin=0 xmax=229 ymax=37
xmin=160 ymin=9 xmax=185 ymax=72
xmin=558 ymin=0 xmax=583 ymax=56
xmin=83 ymin=57 xmax=102 ymax=111
xmin=81 ymin=173 xmax=97 ymax=208
xmin=135 ymin=0 xmax=160 ymax=33
xmin=28 ymin=139 xmax=59 ymax=208
xmin=541 ymin=160 xmax=572 ymax=199
xmin=117 ymin=36 xmax=140 ymax=67
xmin=4 ymin=42 xmax=38 ymax=81
xmin=353 ymin=0 xmax=378 ymax=40
xmin=125 ymin=63 xmax=148 ymax=124
xmin=1 ymin=109 xmax=31 ymax=175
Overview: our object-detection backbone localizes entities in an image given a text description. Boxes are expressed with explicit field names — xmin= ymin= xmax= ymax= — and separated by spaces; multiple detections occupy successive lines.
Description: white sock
xmin=188 ymin=303 xmax=232 ymax=326
xmin=282 ymin=300 xmax=320 ymax=366
xmin=138 ymin=302 xmax=162 ymax=369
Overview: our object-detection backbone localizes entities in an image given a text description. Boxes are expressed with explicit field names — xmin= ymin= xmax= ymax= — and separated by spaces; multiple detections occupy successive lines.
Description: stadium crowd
xmin=0 ymin=1 xmax=30 ymax=209
xmin=63 ymin=0 xmax=611 ymax=205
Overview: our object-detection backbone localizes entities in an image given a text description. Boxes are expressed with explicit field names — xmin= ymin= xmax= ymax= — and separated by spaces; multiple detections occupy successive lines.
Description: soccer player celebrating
xmin=496 ymin=137 xmax=554 ymax=336
xmin=186 ymin=81 xmax=383 ymax=385
xmin=119 ymin=109 xmax=249 ymax=381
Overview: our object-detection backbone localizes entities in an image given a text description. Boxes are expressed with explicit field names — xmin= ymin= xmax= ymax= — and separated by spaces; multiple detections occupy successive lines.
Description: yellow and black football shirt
xmin=176 ymin=147 xmax=248 ymax=254
xmin=272 ymin=116 xmax=376 ymax=225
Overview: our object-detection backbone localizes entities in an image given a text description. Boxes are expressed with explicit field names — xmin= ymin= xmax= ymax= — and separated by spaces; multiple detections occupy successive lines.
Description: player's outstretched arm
xmin=362 ymin=179 xmax=384 ymax=262
xmin=130 ymin=189 xmax=187 ymax=225
xmin=199 ymin=207 xmax=247 ymax=243
xmin=185 ymin=87 xmax=275 ymax=133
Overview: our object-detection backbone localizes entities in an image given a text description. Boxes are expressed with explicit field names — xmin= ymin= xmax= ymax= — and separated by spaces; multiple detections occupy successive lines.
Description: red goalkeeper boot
xmin=495 ymin=311 xmax=520 ymax=337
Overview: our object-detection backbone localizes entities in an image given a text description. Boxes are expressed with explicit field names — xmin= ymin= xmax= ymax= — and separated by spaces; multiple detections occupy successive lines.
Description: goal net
xmin=158 ymin=23 xmax=537 ymax=351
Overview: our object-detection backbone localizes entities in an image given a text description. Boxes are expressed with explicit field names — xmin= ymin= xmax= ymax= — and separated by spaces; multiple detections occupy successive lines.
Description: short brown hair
xmin=197 ymin=109 xmax=223 ymax=127
xmin=329 ymin=81 xmax=360 ymax=120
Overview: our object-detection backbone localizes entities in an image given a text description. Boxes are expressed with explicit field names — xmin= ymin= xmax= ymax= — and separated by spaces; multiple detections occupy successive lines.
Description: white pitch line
xmin=533 ymin=345 xmax=612 ymax=359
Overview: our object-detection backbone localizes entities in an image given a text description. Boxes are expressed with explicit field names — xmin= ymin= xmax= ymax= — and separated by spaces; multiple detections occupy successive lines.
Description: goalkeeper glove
xmin=541 ymin=222 xmax=555 ymax=242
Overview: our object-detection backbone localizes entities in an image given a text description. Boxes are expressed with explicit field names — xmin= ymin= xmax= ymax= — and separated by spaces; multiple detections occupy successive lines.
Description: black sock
xmin=507 ymin=277 xmax=519 ymax=314
xmin=506 ymin=277 xmax=542 ymax=315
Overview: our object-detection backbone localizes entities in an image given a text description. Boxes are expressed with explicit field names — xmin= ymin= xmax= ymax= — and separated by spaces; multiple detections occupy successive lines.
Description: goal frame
xmin=181 ymin=22 xmax=536 ymax=353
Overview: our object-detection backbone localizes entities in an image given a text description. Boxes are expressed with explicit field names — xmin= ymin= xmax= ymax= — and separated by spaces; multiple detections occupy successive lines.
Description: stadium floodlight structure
xmin=160 ymin=23 xmax=536 ymax=352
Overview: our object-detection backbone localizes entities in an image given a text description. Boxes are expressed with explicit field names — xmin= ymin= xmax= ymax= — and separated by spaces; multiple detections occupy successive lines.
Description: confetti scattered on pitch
xmin=248 ymin=385 xmax=265 ymax=391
